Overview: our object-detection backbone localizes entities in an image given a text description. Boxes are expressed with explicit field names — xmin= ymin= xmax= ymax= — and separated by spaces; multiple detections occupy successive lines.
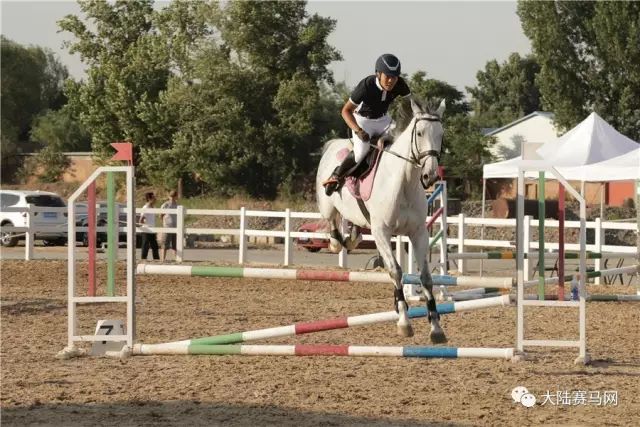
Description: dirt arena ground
xmin=2 ymin=259 xmax=639 ymax=426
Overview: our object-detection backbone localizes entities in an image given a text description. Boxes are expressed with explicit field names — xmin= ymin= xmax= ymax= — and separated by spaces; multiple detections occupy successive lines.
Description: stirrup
xmin=323 ymin=175 xmax=341 ymax=196
xmin=322 ymin=176 xmax=338 ymax=187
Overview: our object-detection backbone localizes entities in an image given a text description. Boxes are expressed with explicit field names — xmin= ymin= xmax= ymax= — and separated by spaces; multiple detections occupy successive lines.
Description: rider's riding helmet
xmin=375 ymin=54 xmax=401 ymax=77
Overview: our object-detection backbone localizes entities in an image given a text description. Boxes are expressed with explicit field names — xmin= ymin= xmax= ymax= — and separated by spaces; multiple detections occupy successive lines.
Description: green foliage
xmin=391 ymin=71 xmax=470 ymax=132
xmin=518 ymin=1 xmax=640 ymax=140
xmin=467 ymin=52 xmax=542 ymax=128
xmin=16 ymin=147 xmax=71 ymax=184
xmin=30 ymin=107 xmax=91 ymax=152
xmin=1 ymin=36 xmax=68 ymax=142
xmin=60 ymin=0 xmax=342 ymax=198
xmin=441 ymin=115 xmax=496 ymax=198
xmin=406 ymin=71 xmax=470 ymax=117
xmin=59 ymin=0 xmax=176 ymax=158
xmin=1 ymin=36 xmax=70 ymax=183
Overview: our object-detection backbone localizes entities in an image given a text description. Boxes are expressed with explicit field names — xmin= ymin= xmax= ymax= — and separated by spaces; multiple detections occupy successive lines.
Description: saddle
xmin=336 ymin=135 xmax=393 ymax=201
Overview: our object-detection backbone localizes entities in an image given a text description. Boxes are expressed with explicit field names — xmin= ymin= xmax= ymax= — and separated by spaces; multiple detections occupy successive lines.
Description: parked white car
xmin=0 ymin=190 xmax=68 ymax=247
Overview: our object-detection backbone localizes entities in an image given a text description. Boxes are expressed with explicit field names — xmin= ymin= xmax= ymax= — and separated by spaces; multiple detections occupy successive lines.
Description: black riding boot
xmin=323 ymin=151 xmax=358 ymax=196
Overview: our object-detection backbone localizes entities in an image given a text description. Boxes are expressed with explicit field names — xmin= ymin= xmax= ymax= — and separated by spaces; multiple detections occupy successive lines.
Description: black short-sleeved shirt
xmin=349 ymin=75 xmax=411 ymax=119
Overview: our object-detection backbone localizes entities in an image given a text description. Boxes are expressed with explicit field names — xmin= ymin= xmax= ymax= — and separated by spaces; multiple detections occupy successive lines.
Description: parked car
xmin=0 ymin=190 xmax=67 ymax=247
xmin=75 ymin=201 xmax=141 ymax=248
xmin=294 ymin=220 xmax=377 ymax=252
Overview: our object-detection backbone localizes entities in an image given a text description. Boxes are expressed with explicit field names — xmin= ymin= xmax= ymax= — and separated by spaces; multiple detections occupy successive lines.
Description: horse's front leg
xmin=409 ymin=228 xmax=447 ymax=344
xmin=372 ymin=226 xmax=413 ymax=337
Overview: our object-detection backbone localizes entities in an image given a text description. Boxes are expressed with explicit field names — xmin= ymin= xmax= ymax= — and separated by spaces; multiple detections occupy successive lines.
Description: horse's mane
xmin=391 ymin=97 xmax=443 ymax=139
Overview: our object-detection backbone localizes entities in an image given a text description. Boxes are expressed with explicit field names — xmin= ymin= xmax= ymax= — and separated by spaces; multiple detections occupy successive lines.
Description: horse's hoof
xmin=397 ymin=323 xmax=414 ymax=338
xmin=430 ymin=330 xmax=448 ymax=344
xmin=328 ymin=239 xmax=343 ymax=253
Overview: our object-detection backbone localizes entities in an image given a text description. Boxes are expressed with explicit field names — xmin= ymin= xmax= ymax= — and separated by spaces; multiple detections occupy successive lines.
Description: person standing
xmin=160 ymin=190 xmax=179 ymax=262
xmin=140 ymin=192 xmax=159 ymax=260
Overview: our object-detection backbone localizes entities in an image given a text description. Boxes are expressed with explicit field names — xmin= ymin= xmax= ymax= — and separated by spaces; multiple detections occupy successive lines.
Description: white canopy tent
xmin=481 ymin=112 xmax=639 ymax=220
xmin=483 ymin=148 xmax=640 ymax=182
xmin=536 ymin=112 xmax=639 ymax=166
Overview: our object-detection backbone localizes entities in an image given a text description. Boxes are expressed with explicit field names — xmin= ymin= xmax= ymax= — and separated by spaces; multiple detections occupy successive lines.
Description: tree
xmin=61 ymin=0 xmax=342 ymax=197
xmin=441 ymin=115 xmax=496 ymax=198
xmin=60 ymin=0 xmax=175 ymax=158
xmin=467 ymin=53 xmax=542 ymax=128
xmin=391 ymin=71 xmax=470 ymax=132
xmin=1 ymin=36 xmax=69 ymax=143
xmin=1 ymin=36 xmax=70 ymax=182
xmin=518 ymin=1 xmax=640 ymax=141
xmin=30 ymin=107 xmax=91 ymax=152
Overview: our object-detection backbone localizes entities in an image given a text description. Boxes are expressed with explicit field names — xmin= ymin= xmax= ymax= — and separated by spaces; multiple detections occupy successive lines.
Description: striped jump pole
xmin=137 ymin=264 xmax=514 ymax=288
xmin=448 ymin=251 xmax=635 ymax=260
xmin=524 ymin=294 xmax=640 ymax=302
xmin=523 ymin=265 xmax=640 ymax=287
xmin=133 ymin=343 xmax=515 ymax=359
xmin=439 ymin=287 xmax=509 ymax=302
xmin=441 ymin=292 xmax=506 ymax=302
xmin=402 ymin=273 xmax=514 ymax=288
xmin=137 ymin=264 xmax=391 ymax=282
xmin=132 ymin=295 xmax=513 ymax=353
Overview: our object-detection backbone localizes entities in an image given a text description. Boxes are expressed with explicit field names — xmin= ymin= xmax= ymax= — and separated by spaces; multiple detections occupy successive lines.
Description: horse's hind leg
xmin=318 ymin=191 xmax=344 ymax=254
xmin=372 ymin=226 xmax=413 ymax=337
xmin=344 ymin=225 xmax=362 ymax=251
xmin=409 ymin=229 xmax=447 ymax=344
xmin=326 ymin=211 xmax=344 ymax=254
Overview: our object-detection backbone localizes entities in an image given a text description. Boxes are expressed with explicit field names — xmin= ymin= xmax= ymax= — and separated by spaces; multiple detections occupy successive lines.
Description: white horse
xmin=316 ymin=98 xmax=447 ymax=343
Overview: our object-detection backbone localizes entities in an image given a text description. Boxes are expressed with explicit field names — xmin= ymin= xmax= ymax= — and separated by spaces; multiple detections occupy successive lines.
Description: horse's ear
xmin=410 ymin=98 xmax=423 ymax=115
xmin=436 ymin=99 xmax=446 ymax=117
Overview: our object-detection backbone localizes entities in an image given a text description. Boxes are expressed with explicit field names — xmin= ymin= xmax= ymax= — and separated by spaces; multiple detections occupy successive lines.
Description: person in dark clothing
xmin=323 ymin=53 xmax=411 ymax=196
xmin=140 ymin=192 xmax=159 ymax=260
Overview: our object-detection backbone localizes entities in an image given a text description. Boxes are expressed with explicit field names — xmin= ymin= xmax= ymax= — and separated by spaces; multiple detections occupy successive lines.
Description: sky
xmin=1 ymin=0 xmax=532 ymax=94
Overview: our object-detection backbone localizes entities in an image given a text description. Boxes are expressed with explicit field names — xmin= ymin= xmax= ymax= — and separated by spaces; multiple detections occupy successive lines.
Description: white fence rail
xmin=2 ymin=206 xmax=637 ymax=276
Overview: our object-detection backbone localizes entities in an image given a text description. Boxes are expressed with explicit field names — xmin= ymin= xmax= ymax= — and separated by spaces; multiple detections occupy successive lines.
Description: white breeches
xmin=352 ymin=114 xmax=392 ymax=163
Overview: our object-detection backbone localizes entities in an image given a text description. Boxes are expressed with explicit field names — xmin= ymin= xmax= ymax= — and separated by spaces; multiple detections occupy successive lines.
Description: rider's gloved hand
xmin=355 ymin=128 xmax=370 ymax=142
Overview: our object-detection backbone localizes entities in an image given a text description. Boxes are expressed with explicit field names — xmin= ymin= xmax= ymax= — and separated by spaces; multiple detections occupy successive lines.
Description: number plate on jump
xmin=44 ymin=212 xmax=57 ymax=218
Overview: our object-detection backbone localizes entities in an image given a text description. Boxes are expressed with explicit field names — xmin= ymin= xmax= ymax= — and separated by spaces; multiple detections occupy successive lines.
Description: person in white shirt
xmin=140 ymin=192 xmax=159 ymax=260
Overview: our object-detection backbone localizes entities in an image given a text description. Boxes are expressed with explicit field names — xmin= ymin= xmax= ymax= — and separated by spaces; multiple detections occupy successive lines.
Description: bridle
xmin=374 ymin=114 xmax=442 ymax=168
xmin=410 ymin=115 xmax=442 ymax=166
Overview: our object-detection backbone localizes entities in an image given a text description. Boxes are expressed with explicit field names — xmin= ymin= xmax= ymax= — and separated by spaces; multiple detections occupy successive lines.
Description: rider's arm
xmin=341 ymin=100 xmax=362 ymax=135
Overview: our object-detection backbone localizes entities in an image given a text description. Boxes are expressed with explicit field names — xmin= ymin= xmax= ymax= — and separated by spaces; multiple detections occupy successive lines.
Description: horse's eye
xmin=417 ymin=131 xmax=423 ymax=137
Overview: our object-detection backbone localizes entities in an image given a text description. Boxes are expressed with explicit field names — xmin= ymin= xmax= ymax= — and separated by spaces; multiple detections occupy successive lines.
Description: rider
xmin=323 ymin=53 xmax=411 ymax=196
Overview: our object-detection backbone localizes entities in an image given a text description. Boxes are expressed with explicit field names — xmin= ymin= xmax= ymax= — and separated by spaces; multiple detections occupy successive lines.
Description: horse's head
xmin=409 ymin=98 xmax=445 ymax=189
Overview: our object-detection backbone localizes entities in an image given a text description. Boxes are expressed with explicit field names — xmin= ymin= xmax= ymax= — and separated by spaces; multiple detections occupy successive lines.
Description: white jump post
xmin=516 ymin=163 xmax=589 ymax=365
xmin=284 ymin=208 xmax=292 ymax=266
xmin=176 ymin=205 xmax=185 ymax=263
xmin=338 ymin=217 xmax=348 ymax=268
xmin=58 ymin=165 xmax=136 ymax=359
xmin=238 ymin=206 xmax=246 ymax=264
xmin=457 ymin=213 xmax=465 ymax=274
xmin=25 ymin=205 xmax=34 ymax=261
